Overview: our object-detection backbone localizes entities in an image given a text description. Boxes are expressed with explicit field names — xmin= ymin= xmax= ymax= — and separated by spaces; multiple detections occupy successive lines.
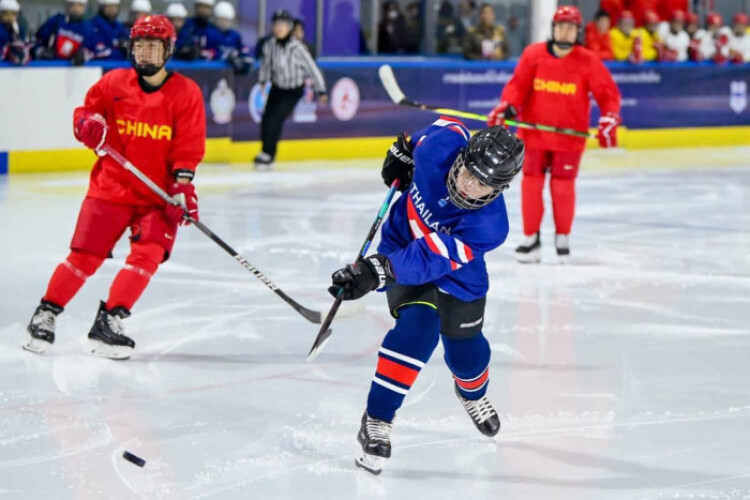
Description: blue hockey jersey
xmin=175 ymin=17 xmax=222 ymax=60
xmin=216 ymin=28 xmax=249 ymax=60
xmin=377 ymin=117 xmax=510 ymax=302
xmin=33 ymin=14 xmax=98 ymax=60
xmin=91 ymin=14 xmax=129 ymax=60
xmin=0 ymin=22 xmax=29 ymax=64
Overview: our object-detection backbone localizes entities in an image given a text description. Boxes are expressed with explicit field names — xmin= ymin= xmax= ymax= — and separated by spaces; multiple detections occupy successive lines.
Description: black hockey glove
xmin=71 ymin=48 xmax=87 ymax=66
xmin=381 ymin=133 xmax=414 ymax=192
xmin=328 ymin=254 xmax=395 ymax=301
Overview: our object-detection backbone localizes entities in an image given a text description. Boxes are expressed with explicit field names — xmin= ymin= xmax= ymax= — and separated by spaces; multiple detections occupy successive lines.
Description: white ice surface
xmin=1 ymin=155 xmax=750 ymax=499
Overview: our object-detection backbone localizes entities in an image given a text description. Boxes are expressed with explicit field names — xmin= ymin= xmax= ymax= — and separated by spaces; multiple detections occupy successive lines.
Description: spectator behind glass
xmin=292 ymin=18 xmax=314 ymax=55
xmin=33 ymin=0 xmax=98 ymax=65
xmin=377 ymin=1 xmax=409 ymax=54
xmin=633 ymin=10 xmax=662 ymax=62
xmin=463 ymin=3 xmax=507 ymax=60
xmin=585 ymin=9 xmax=614 ymax=60
xmin=609 ymin=9 xmax=636 ymax=61
xmin=91 ymin=0 xmax=129 ymax=60
xmin=126 ymin=0 xmax=151 ymax=29
xmin=214 ymin=1 xmax=251 ymax=73
xmin=457 ymin=0 xmax=476 ymax=31
xmin=403 ymin=2 xmax=421 ymax=53
xmin=659 ymin=0 xmax=688 ymax=24
xmin=165 ymin=2 xmax=188 ymax=32
xmin=0 ymin=0 xmax=29 ymax=65
xmin=175 ymin=0 xmax=222 ymax=60
xmin=658 ymin=10 xmax=689 ymax=61
xmin=436 ymin=1 xmax=464 ymax=54
xmin=728 ymin=12 xmax=749 ymax=63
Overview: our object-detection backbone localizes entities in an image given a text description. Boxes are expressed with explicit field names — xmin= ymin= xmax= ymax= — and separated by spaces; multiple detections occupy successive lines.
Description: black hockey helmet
xmin=447 ymin=126 xmax=524 ymax=210
xmin=272 ymin=9 xmax=293 ymax=24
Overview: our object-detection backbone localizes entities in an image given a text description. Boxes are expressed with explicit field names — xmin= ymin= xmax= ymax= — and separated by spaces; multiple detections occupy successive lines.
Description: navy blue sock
xmin=442 ymin=332 xmax=491 ymax=400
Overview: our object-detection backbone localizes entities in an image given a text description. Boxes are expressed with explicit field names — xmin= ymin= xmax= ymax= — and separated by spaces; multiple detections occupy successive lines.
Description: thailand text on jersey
xmin=501 ymin=41 xmax=621 ymax=152
xmin=74 ymin=68 xmax=206 ymax=206
xmin=378 ymin=118 xmax=510 ymax=302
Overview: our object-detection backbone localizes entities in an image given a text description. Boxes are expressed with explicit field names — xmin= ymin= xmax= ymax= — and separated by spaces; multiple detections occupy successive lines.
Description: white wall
xmin=0 ymin=67 xmax=102 ymax=151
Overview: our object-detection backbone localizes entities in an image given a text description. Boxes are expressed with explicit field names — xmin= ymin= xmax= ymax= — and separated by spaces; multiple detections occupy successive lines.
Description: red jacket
xmin=629 ymin=0 xmax=661 ymax=25
xmin=585 ymin=22 xmax=615 ymax=60
xmin=74 ymin=68 xmax=206 ymax=207
xmin=500 ymin=42 xmax=621 ymax=152
xmin=600 ymin=0 xmax=625 ymax=23
xmin=658 ymin=0 xmax=688 ymax=21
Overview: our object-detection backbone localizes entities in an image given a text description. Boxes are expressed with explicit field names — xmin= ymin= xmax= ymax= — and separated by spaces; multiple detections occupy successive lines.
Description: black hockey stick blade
xmin=306 ymin=293 xmax=343 ymax=362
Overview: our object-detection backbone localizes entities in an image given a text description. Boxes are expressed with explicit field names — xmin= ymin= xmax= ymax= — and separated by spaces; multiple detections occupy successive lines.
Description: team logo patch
xmin=330 ymin=77 xmax=360 ymax=122
xmin=730 ymin=81 xmax=747 ymax=115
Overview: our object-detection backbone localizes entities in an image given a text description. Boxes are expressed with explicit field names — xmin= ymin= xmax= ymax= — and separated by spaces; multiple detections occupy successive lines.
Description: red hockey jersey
xmin=500 ymin=42 xmax=621 ymax=152
xmin=74 ymin=68 xmax=206 ymax=207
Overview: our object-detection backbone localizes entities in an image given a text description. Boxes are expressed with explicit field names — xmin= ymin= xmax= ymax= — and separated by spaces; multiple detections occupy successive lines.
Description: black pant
xmin=260 ymin=85 xmax=304 ymax=158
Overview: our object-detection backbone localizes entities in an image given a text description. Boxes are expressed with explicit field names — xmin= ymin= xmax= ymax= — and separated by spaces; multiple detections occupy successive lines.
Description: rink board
xmin=0 ymin=59 xmax=748 ymax=173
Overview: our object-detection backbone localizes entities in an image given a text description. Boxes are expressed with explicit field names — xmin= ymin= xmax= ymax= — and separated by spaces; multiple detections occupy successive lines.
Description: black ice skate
xmin=355 ymin=412 xmax=392 ymax=475
xmin=87 ymin=301 xmax=135 ymax=360
xmin=24 ymin=300 xmax=63 ymax=354
xmin=455 ymin=385 xmax=501 ymax=437
xmin=555 ymin=234 xmax=570 ymax=264
xmin=514 ymin=232 xmax=541 ymax=264
xmin=253 ymin=152 xmax=274 ymax=171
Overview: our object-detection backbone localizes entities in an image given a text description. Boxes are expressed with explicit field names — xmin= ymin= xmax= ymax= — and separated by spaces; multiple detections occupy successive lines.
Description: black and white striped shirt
xmin=259 ymin=37 xmax=326 ymax=93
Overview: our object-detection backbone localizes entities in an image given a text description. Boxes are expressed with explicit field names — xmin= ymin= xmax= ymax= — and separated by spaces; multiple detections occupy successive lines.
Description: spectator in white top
xmin=658 ymin=9 xmax=689 ymax=61
xmin=728 ymin=12 xmax=749 ymax=63
xmin=693 ymin=12 xmax=724 ymax=62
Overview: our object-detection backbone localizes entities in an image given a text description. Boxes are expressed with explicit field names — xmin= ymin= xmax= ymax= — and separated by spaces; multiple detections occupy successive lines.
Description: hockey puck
xmin=122 ymin=451 xmax=146 ymax=467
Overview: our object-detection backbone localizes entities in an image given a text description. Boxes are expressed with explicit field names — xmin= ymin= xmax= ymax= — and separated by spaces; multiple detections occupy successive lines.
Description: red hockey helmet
xmin=552 ymin=5 xmax=583 ymax=26
xmin=129 ymin=15 xmax=176 ymax=76
xmin=733 ymin=12 xmax=749 ymax=26
xmin=643 ymin=10 xmax=660 ymax=25
xmin=619 ymin=10 xmax=634 ymax=21
xmin=670 ymin=10 xmax=685 ymax=22
xmin=685 ymin=12 xmax=699 ymax=25
xmin=705 ymin=12 xmax=723 ymax=27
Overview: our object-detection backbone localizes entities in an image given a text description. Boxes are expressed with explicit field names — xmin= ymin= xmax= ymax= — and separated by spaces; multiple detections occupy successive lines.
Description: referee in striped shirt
xmin=254 ymin=10 xmax=327 ymax=169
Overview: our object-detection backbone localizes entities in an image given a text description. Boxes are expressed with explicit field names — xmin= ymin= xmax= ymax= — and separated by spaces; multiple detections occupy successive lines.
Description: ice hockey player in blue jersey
xmin=90 ymin=0 xmax=129 ymax=60
xmin=174 ymin=0 xmax=221 ymax=60
xmin=328 ymin=118 xmax=525 ymax=474
xmin=33 ymin=0 xmax=98 ymax=65
xmin=213 ymin=1 xmax=250 ymax=74
xmin=0 ymin=0 xmax=29 ymax=65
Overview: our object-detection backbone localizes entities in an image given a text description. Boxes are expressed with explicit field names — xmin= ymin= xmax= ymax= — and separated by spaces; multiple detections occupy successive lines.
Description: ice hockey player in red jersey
xmin=487 ymin=5 xmax=621 ymax=263
xmin=24 ymin=14 xmax=206 ymax=360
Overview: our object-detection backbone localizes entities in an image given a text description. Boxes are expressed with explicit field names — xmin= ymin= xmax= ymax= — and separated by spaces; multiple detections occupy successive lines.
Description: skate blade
xmin=87 ymin=339 xmax=133 ymax=360
xmin=515 ymin=249 xmax=541 ymax=264
xmin=355 ymin=453 xmax=386 ymax=475
xmin=22 ymin=333 xmax=51 ymax=354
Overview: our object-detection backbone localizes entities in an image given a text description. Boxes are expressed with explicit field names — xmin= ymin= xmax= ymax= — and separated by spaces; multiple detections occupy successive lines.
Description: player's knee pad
xmin=387 ymin=304 xmax=441 ymax=355
xmin=124 ymin=241 xmax=163 ymax=278
xmin=442 ymin=332 xmax=491 ymax=384
xmin=66 ymin=250 xmax=105 ymax=278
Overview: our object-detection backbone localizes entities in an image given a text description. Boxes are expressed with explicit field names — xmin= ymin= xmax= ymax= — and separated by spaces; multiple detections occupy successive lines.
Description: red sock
xmin=106 ymin=242 xmax=162 ymax=311
xmin=550 ymin=177 xmax=576 ymax=235
xmin=43 ymin=251 xmax=105 ymax=307
xmin=521 ymin=174 xmax=545 ymax=236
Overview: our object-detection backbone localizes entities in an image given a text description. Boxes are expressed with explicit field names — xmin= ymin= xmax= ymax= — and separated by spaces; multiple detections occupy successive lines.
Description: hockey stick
xmin=101 ymin=145 xmax=324 ymax=325
xmin=307 ymin=179 xmax=401 ymax=362
xmin=378 ymin=64 xmax=594 ymax=139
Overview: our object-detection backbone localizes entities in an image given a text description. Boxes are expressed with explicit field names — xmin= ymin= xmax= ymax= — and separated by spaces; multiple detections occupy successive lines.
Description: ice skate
xmin=515 ymin=232 xmax=541 ymax=264
xmin=555 ymin=234 xmax=570 ymax=264
xmin=355 ymin=412 xmax=392 ymax=475
xmin=253 ymin=152 xmax=274 ymax=171
xmin=87 ymin=301 xmax=135 ymax=360
xmin=24 ymin=300 xmax=63 ymax=354
xmin=455 ymin=385 xmax=500 ymax=437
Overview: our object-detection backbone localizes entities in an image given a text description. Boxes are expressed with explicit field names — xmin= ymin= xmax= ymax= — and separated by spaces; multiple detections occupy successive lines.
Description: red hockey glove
xmin=165 ymin=182 xmax=199 ymax=226
xmin=74 ymin=113 xmax=107 ymax=152
xmin=597 ymin=112 xmax=621 ymax=148
xmin=487 ymin=101 xmax=517 ymax=127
